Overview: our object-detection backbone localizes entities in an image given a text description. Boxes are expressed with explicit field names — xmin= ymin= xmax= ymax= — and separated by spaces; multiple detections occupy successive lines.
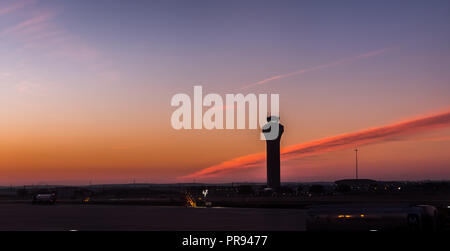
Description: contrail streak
xmin=0 ymin=0 xmax=33 ymax=16
xmin=240 ymin=48 xmax=390 ymax=90
xmin=182 ymin=110 xmax=450 ymax=180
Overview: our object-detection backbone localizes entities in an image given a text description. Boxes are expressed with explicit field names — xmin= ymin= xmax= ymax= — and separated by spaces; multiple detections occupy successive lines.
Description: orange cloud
xmin=182 ymin=110 xmax=450 ymax=180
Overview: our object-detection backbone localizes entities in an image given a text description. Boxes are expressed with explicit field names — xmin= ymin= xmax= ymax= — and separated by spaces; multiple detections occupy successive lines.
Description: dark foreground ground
xmin=0 ymin=203 xmax=306 ymax=231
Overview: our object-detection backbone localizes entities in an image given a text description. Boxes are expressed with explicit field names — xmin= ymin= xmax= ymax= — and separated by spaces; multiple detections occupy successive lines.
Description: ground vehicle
xmin=32 ymin=193 xmax=57 ymax=205
xmin=306 ymin=204 xmax=438 ymax=231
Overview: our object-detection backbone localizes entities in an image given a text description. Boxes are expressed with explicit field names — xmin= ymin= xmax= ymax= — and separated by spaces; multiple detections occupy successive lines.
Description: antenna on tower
xmin=354 ymin=148 xmax=359 ymax=180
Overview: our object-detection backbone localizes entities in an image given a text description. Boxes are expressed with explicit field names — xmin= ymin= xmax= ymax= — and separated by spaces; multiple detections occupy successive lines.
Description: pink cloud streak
xmin=2 ymin=12 xmax=53 ymax=36
xmin=182 ymin=110 xmax=450 ymax=180
xmin=0 ymin=0 xmax=34 ymax=16
xmin=240 ymin=48 xmax=390 ymax=90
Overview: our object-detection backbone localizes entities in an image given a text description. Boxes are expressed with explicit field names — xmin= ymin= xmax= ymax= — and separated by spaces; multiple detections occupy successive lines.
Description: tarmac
xmin=0 ymin=203 xmax=306 ymax=231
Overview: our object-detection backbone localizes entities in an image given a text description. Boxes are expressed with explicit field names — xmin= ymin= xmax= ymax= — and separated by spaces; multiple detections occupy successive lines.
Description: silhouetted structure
xmin=355 ymin=148 xmax=359 ymax=179
xmin=335 ymin=179 xmax=377 ymax=192
xmin=262 ymin=116 xmax=284 ymax=189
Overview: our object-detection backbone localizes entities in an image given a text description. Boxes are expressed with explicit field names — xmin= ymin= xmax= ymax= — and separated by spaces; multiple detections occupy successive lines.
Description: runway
xmin=0 ymin=204 xmax=306 ymax=231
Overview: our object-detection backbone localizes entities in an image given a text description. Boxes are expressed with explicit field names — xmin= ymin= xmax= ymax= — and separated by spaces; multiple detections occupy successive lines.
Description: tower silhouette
xmin=355 ymin=148 xmax=358 ymax=180
xmin=262 ymin=116 xmax=284 ymax=189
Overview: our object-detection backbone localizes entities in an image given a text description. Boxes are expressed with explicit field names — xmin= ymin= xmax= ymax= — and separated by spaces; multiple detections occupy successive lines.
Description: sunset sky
xmin=1 ymin=0 xmax=450 ymax=185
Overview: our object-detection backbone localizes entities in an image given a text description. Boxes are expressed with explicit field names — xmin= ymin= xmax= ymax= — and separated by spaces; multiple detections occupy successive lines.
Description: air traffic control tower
xmin=262 ymin=116 xmax=284 ymax=189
